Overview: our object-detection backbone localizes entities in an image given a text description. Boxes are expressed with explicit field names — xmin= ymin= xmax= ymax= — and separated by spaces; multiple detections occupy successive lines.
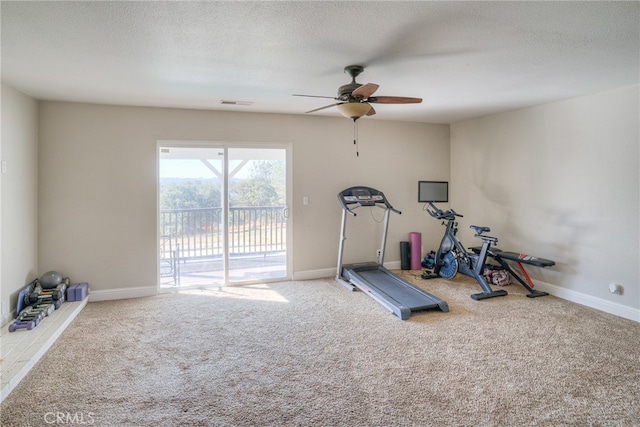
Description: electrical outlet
xmin=376 ymin=250 xmax=381 ymax=258
xmin=608 ymin=283 xmax=623 ymax=295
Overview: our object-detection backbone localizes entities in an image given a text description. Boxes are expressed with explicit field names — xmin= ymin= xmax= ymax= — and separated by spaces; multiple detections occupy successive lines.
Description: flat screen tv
xmin=418 ymin=181 xmax=448 ymax=203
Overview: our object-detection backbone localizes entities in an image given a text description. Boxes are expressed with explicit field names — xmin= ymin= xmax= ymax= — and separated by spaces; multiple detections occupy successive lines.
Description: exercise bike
xmin=421 ymin=202 xmax=508 ymax=300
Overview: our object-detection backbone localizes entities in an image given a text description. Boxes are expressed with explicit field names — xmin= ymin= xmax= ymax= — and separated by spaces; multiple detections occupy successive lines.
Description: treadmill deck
xmin=341 ymin=263 xmax=449 ymax=320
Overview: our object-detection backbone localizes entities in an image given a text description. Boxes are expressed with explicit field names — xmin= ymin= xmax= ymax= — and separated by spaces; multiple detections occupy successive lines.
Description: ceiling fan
xmin=293 ymin=65 xmax=422 ymax=121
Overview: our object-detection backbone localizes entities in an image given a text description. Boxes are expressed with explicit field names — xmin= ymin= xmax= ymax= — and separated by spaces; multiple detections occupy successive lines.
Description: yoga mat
xmin=400 ymin=241 xmax=410 ymax=270
xmin=409 ymin=232 xmax=422 ymax=270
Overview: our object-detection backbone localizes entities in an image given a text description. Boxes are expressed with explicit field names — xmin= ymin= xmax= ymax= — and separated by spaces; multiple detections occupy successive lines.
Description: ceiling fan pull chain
xmin=353 ymin=119 xmax=359 ymax=157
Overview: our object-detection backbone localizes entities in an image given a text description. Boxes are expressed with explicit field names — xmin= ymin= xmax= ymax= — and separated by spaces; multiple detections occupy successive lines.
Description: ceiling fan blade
xmin=293 ymin=94 xmax=337 ymax=100
xmin=351 ymin=83 xmax=379 ymax=99
xmin=366 ymin=105 xmax=376 ymax=116
xmin=305 ymin=102 xmax=344 ymax=114
xmin=369 ymin=96 xmax=422 ymax=104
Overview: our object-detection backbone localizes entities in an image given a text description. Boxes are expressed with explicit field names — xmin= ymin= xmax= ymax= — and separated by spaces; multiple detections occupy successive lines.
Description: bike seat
xmin=470 ymin=225 xmax=490 ymax=234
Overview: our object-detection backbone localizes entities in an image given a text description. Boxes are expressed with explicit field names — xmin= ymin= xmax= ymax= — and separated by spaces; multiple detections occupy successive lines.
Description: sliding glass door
xmin=158 ymin=143 xmax=290 ymax=289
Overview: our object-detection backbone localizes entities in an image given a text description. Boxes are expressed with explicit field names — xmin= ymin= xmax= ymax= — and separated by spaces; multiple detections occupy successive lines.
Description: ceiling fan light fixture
xmin=336 ymin=102 xmax=371 ymax=119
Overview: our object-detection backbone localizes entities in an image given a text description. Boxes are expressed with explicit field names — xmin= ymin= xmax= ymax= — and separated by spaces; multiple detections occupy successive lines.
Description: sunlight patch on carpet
xmin=180 ymin=283 xmax=289 ymax=303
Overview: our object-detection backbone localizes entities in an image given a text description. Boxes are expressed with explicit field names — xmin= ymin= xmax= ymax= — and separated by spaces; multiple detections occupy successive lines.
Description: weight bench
xmin=470 ymin=247 xmax=553 ymax=298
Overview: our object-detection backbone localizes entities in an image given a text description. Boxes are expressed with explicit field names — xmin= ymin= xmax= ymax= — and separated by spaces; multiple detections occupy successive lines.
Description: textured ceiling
xmin=2 ymin=1 xmax=638 ymax=123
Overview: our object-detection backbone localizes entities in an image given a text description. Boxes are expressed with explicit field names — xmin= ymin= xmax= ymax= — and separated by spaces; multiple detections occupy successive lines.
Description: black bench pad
xmin=469 ymin=247 xmax=555 ymax=267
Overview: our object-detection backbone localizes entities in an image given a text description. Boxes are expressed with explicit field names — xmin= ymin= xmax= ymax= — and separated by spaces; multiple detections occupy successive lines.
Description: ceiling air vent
xmin=220 ymin=100 xmax=254 ymax=106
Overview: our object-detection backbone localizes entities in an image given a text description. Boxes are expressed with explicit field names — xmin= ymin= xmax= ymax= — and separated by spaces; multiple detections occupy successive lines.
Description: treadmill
xmin=335 ymin=186 xmax=449 ymax=320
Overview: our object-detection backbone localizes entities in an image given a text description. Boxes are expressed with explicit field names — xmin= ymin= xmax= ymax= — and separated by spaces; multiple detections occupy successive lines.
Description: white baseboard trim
xmin=292 ymin=268 xmax=334 ymax=281
xmin=534 ymin=280 xmax=639 ymax=323
xmin=89 ymin=286 xmax=157 ymax=302
xmin=385 ymin=261 xmax=402 ymax=270
xmin=292 ymin=261 xmax=403 ymax=282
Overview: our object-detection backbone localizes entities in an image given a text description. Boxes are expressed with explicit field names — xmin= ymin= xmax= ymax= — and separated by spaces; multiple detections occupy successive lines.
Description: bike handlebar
xmin=426 ymin=202 xmax=463 ymax=220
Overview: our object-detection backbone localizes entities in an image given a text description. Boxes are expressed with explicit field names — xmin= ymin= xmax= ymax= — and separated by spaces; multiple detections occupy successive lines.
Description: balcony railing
xmin=160 ymin=206 xmax=286 ymax=263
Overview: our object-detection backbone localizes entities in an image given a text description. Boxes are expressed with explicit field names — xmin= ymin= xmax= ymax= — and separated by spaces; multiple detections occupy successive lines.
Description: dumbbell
xmin=30 ymin=303 xmax=57 ymax=316
xmin=18 ymin=310 xmax=45 ymax=322
xmin=32 ymin=303 xmax=55 ymax=316
xmin=16 ymin=305 xmax=46 ymax=321
xmin=8 ymin=319 xmax=37 ymax=332
xmin=16 ymin=306 xmax=35 ymax=317
xmin=42 ymin=288 xmax=65 ymax=300
xmin=27 ymin=285 xmax=43 ymax=305
xmin=22 ymin=280 xmax=39 ymax=306
xmin=36 ymin=298 xmax=64 ymax=310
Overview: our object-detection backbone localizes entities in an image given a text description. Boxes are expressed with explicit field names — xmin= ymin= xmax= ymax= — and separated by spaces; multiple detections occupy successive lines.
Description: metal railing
xmin=160 ymin=206 xmax=286 ymax=262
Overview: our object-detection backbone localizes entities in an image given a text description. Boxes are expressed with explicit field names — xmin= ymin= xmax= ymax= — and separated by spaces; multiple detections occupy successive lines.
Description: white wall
xmin=1 ymin=84 xmax=39 ymax=324
xmin=450 ymin=85 xmax=639 ymax=320
xmin=38 ymin=102 xmax=449 ymax=297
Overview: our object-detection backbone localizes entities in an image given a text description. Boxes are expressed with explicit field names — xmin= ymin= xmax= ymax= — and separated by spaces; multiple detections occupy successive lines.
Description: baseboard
xmin=292 ymin=268 xmax=334 ymax=281
xmin=384 ymin=261 xmax=402 ymax=270
xmin=292 ymin=261 xmax=403 ymax=282
xmin=534 ymin=280 xmax=640 ymax=323
xmin=89 ymin=286 xmax=157 ymax=302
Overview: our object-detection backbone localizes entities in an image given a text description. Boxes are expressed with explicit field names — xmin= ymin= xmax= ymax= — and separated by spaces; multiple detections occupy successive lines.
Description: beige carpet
xmin=2 ymin=273 xmax=639 ymax=426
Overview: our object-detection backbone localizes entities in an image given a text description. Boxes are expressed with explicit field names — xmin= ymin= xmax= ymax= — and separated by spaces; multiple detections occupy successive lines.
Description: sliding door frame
xmin=156 ymin=140 xmax=292 ymax=290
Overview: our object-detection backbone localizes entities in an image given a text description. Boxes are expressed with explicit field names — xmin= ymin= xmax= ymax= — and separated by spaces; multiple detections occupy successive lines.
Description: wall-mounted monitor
xmin=418 ymin=181 xmax=448 ymax=203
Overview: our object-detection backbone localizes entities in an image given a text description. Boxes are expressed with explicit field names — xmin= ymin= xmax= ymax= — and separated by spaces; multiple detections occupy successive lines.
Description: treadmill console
xmin=337 ymin=186 xmax=399 ymax=215
xmin=343 ymin=188 xmax=384 ymax=206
